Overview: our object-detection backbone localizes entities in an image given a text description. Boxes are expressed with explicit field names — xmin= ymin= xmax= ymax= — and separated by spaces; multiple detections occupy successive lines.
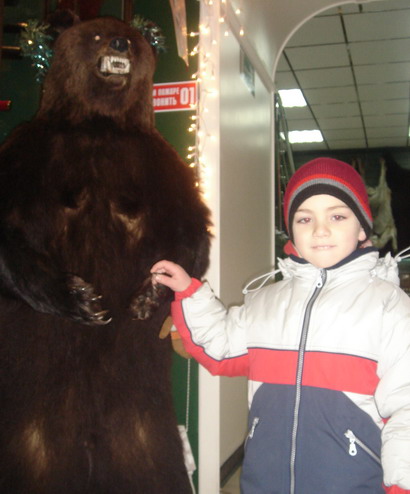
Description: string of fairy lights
xmin=186 ymin=0 xmax=244 ymax=201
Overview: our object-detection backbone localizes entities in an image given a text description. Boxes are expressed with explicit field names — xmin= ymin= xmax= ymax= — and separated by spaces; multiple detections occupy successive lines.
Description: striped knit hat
xmin=283 ymin=157 xmax=373 ymax=243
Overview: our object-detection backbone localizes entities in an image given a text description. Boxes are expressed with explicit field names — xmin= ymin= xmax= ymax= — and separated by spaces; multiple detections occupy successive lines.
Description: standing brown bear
xmin=0 ymin=12 xmax=210 ymax=494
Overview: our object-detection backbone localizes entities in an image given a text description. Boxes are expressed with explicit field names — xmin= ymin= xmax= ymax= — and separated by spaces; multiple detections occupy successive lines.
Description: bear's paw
xmin=68 ymin=275 xmax=111 ymax=325
xmin=129 ymin=282 xmax=167 ymax=320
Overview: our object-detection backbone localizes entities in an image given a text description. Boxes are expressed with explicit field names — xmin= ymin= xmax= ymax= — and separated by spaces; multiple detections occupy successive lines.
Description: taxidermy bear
xmin=0 ymin=12 xmax=210 ymax=494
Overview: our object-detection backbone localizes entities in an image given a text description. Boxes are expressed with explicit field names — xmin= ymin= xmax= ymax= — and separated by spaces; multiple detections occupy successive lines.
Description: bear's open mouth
xmin=98 ymin=56 xmax=130 ymax=76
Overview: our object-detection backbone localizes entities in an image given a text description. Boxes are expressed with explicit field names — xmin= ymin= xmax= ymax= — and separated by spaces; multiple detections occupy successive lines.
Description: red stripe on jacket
xmin=171 ymin=280 xmax=379 ymax=394
xmin=249 ymin=348 xmax=379 ymax=394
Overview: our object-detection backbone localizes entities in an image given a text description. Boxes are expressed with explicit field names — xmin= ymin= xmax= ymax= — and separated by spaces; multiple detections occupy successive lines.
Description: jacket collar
xmin=289 ymin=246 xmax=377 ymax=269
xmin=243 ymin=247 xmax=405 ymax=294
xmin=281 ymin=247 xmax=400 ymax=286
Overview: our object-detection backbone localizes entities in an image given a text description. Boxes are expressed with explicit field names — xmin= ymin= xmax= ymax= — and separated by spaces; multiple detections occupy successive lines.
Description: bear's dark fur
xmin=0 ymin=13 xmax=210 ymax=494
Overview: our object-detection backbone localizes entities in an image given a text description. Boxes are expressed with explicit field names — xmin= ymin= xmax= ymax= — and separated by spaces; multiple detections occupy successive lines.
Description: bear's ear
xmin=47 ymin=9 xmax=81 ymax=35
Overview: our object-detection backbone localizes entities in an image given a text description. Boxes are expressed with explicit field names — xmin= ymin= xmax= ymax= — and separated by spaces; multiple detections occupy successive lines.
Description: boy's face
xmin=292 ymin=194 xmax=366 ymax=268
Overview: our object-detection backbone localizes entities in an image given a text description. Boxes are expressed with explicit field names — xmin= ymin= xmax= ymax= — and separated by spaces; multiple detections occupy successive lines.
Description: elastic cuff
xmin=175 ymin=278 xmax=202 ymax=300
xmin=383 ymin=484 xmax=410 ymax=493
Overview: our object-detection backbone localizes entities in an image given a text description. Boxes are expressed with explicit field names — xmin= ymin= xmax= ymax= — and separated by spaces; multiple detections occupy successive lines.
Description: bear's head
xmin=38 ymin=15 xmax=157 ymax=129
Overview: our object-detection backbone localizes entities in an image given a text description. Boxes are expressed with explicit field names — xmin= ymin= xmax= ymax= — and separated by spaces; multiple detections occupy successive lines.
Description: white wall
xmin=196 ymin=5 xmax=273 ymax=491
xmin=198 ymin=1 xmax=386 ymax=492
xmin=219 ymin=26 xmax=273 ymax=465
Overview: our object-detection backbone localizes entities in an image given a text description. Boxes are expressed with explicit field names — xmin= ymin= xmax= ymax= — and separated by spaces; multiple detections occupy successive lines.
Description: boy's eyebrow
xmin=294 ymin=208 xmax=313 ymax=213
xmin=328 ymin=205 xmax=351 ymax=211
xmin=295 ymin=204 xmax=352 ymax=213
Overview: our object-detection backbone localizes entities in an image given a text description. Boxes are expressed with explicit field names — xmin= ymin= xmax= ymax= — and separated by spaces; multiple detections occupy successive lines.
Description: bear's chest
xmin=55 ymin=140 xmax=146 ymax=238
xmin=61 ymin=190 xmax=145 ymax=244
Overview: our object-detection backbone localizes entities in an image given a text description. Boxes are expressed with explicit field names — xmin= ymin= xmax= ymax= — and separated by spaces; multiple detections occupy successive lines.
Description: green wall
xmin=1 ymin=0 xmax=200 ymax=487
xmin=1 ymin=1 xmax=42 ymax=141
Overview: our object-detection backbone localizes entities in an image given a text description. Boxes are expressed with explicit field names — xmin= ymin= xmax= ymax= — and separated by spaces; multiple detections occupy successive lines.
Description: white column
xmin=197 ymin=1 xmax=221 ymax=492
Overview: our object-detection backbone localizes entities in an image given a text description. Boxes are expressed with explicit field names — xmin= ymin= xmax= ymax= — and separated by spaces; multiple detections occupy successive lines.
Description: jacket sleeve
xmin=171 ymin=279 xmax=249 ymax=377
xmin=375 ymin=287 xmax=410 ymax=489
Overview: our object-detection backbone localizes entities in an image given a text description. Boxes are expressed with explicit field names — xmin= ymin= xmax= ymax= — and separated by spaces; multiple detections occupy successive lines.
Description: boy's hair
xmin=283 ymin=157 xmax=373 ymax=242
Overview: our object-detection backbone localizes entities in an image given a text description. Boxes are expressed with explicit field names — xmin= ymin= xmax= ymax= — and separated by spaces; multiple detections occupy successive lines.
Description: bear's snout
xmin=110 ymin=37 xmax=129 ymax=53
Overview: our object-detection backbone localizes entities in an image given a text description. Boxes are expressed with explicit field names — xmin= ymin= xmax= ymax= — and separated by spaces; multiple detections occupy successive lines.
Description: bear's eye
xmin=94 ymin=35 xmax=101 ymax=41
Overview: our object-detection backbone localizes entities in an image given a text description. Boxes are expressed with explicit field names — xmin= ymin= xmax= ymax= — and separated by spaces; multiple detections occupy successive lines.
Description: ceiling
xmin=274 ymin=0 xmax=410 ymax=152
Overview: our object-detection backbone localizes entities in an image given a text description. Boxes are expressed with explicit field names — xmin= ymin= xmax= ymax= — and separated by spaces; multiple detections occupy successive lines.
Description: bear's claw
xmin=68 ymin=275 xmax=111 ymax=325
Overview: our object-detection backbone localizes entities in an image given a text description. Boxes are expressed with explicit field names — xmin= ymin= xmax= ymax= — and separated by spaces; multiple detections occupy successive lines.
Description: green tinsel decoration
xmin=131 ymin=15 xmax=166 ymax=54
xmin=19 ymin=20 xmax=53 ymax=83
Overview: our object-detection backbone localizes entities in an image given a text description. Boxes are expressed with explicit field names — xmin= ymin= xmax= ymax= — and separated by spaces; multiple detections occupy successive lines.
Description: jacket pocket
xmin=244 ymin=417 xmax=260 ymax=449
xmin=344 ymin=429 xmax=381 ymax=465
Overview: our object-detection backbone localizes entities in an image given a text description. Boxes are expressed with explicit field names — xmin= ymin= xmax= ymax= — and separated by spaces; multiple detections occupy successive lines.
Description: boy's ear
xmin=358 ymin=227 xmax=367 ymax=242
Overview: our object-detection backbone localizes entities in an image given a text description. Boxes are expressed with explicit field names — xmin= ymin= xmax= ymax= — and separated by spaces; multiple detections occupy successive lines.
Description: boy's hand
xmin=151 ymin=260 xmax=192 ymax=292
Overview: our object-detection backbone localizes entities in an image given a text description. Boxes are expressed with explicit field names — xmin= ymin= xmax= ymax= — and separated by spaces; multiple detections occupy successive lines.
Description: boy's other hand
xmin=151 ymin=261 xmax=192 ymax=292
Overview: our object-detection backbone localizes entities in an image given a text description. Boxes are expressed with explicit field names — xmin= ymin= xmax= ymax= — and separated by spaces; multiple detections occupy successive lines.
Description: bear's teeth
xmin=99 ymin=56 xmax=130 ymax=75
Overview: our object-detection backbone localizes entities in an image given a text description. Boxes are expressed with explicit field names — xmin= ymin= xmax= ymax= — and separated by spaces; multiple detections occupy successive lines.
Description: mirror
xmin=275 ymin=0 xmax=410 ymax=266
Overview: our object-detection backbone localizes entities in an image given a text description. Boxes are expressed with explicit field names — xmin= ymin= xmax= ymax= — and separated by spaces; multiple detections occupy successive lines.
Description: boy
xmin=151 ymin=158 xmax=410 ymax=493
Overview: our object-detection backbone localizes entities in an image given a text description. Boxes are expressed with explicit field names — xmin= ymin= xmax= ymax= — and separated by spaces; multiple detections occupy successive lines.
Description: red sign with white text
xmin=153 ymin=81 xmax=197 ymax=113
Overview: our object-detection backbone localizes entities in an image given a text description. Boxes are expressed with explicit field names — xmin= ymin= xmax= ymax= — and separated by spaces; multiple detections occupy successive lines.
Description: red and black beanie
xmin=283 ymin=157 xmax=373 ymax=242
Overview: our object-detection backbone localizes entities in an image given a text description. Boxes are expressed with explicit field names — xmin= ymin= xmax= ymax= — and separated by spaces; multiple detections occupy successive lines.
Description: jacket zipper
xmin=289 ymin=269 xmax=326 ymax=494
xmin=244 ymin=416 xmax=260 ymax=448
xmin=344 ymin=429 xmax=381 ymax=465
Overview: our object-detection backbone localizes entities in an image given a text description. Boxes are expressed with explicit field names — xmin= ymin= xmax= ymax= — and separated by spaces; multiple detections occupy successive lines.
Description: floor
xmin=220 ymin=467 xmax=241 ymax=494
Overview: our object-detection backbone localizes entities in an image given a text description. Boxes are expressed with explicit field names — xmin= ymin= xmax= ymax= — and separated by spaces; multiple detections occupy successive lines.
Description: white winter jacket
xmin=171 ymin=248 xmax=410 ymax=494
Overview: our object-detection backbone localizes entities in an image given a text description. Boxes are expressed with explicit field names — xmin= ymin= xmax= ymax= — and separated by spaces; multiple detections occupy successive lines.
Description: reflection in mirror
xmin=275 ymin=0 xmax=410 ymax=288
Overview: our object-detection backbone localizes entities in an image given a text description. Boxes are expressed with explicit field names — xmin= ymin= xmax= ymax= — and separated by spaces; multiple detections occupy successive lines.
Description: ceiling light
xmin=278 ymin=89 xmax=307 ymax=108
xmin=288 ymin=130 xmax=323 ymax=143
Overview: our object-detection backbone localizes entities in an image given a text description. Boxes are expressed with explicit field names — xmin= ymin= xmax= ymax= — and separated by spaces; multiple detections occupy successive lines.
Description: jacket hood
xmin=371 ymin=251 xmax=402 ymax=285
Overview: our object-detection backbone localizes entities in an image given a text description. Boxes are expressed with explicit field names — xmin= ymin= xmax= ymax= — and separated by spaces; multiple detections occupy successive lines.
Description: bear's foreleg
xmin=0 ymin=225 xmax=110 ymax=324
